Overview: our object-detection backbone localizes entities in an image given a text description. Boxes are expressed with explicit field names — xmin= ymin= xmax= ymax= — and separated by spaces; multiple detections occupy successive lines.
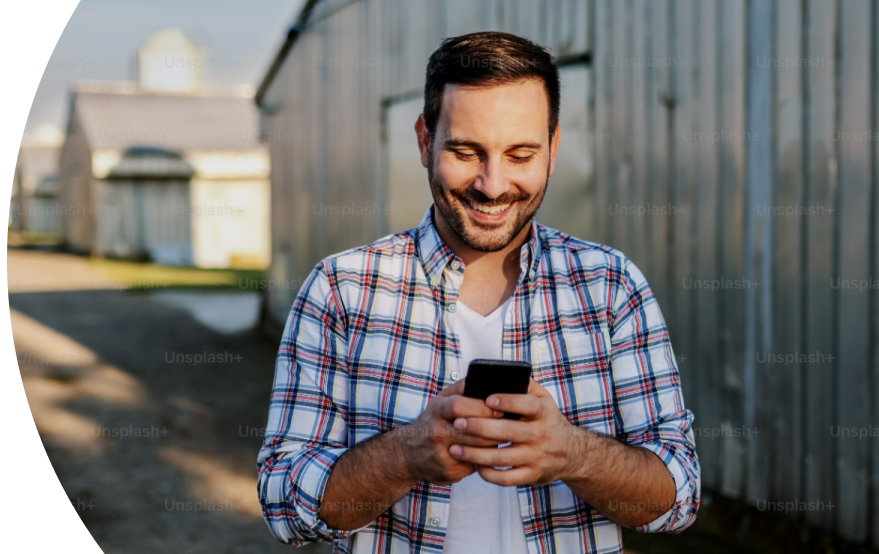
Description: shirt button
xmin=447 ymin=303 xmax=457 ymax=313
xmin=450 ymin=371 xmax=460 ymax=380
xmin=450 ymin=260 xmax=461 ymax=270
xmin=429 ymin=517 xmax=440 ymax=526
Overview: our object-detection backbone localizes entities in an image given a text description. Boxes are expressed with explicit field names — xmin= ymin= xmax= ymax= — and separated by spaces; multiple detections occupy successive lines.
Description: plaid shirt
xmin=258 ymin=204 xmax=700 ymax=553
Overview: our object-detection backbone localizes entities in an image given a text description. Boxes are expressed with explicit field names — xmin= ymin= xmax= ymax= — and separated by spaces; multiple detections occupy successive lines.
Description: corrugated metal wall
xmin=592 ymin=0 xmax=878 ymax=544
xmin=260 ymin=0 xmax=879 ymax=544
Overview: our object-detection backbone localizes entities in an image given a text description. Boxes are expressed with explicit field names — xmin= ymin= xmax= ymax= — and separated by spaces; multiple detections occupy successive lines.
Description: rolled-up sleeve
xmin=257 ymin=261 xmax=370 ymax=545
xmin=608 ymin=256 xmax=701 ymax=533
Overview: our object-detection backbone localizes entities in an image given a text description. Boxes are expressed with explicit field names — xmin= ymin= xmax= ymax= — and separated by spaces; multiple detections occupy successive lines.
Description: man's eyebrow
xmin=442 ymin=139 xmax=543 ymax=151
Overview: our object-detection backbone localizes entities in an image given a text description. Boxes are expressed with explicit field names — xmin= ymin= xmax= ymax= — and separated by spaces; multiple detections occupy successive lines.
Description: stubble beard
xmin=426 ymin=145 xmax=549 ymax=253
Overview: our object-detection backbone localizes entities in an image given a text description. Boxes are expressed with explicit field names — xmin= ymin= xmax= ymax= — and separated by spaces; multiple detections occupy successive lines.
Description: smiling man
xmin=258 ymin=31 xmax=700 ymax=554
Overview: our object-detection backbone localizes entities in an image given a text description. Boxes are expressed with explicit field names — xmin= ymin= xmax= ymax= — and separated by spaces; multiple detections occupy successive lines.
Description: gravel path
xmin=9 ymin=248 xmax=330 ymax=554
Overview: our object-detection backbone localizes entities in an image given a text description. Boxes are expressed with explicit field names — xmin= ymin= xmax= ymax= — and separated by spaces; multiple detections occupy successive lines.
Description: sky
xmin=25 ymin=0 xmax=305 ymax=135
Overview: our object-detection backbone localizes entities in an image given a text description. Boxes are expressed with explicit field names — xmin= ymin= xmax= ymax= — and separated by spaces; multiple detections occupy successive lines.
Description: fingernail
xmin=450 ymin=445 xmax=462 ymax=457
xmin=488 ymin=396 xmax=499 ymax=407
xmin=454 ymin=418 xmax=467 ymax=430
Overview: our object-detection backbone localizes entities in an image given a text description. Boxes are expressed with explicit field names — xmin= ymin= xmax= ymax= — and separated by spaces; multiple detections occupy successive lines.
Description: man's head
xmin=415 ymin=31 xmax=561 ymax=253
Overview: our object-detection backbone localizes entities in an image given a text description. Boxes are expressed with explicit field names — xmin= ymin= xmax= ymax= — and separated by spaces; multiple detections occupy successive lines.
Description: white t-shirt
xmin=442 ymin=295 xmax=529 ymax=554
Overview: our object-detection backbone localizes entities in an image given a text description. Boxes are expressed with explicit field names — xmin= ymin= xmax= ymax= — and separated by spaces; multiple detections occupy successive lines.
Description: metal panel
xmin=717 ymin=0 xmax=747 ymax=500
xmin=537 ymin=65 xmax=594 ymax=240
xmin=572 ymin=0 xmax=589 ymax=56
xmin=874 ymin=4 xmax=879 ymax=546
xmin=256 ymin=1 xmax=879 ymax=540
xmin=693 ymin=0 xmax=722 ymax=490
xmin=802 ymin=0 xmax=838 ymax=529
xmin=771 ymin=0 xmax=805 ymax=506
xmin=628 ymin=0 xmax=649 ymax=271
xmin=670 ymin=0 xmax=697 ymax=437
xmin=444 ymin=0 xmax=486 ymax=38
xmin=591 ymin=0 xmax=611 ymax=247
xmin=835 ymin=0 xmax=872 ymax=541
xmin=386 ymin=96 xmax=433 ymax=233
xmin=744 ymin=0 xmax=774 ymax=505
xmin=609 ymin=0 xmax=632 ymax=251
xmin=648 ymin=0 xmax=671 ymax=307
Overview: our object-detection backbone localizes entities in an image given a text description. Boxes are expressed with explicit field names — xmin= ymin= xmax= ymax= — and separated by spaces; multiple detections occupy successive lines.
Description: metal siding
xmin=536 ymin=66 xmax=593 ymax=240
xmin=744 ymin=0 xmax=774 ymax=506
xmin=693 ymin=0 xmax=722 ymax=490
xmin=836 ymin=0 xmax=872 ymax=541
xmin=257 ymin=1 xmax=879 ymax=540
xmin=670 ymin=0 xmax=697 ymax=437
xmin=629 ymin=0 xmax=649 ymax=272
xmin=803 ymin=0 xmax=838 ymax=530
xmin=444 ymin=0 xmax=486 ymax=39
xmin=874 ymin=3 xmax=879 ymax=546
xmin=592 ymin=0 xmax=611 ymax=247
xmin=717 ymin=0 xmax=747 ymax=500
xmin=649 ymin=0 xmax=671 ymax=307
xmin=772 ymin=0 xmax=805 ymax=507
xmin=609 ymin=0 xmax=632 ymax=252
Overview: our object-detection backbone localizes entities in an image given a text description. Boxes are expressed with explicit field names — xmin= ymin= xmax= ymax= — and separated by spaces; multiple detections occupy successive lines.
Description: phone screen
xmin=462 ymin=359 xmax=532 ymax=420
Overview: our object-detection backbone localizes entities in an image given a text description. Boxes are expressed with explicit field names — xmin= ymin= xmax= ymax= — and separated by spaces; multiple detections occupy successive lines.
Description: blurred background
xmin=9 ymin=0 xmax=879 ymax=553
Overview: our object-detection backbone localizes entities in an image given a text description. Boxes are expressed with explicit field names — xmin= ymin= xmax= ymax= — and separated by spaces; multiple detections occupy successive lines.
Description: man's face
xmin=416 ymin=78 xmax=560 ymax=253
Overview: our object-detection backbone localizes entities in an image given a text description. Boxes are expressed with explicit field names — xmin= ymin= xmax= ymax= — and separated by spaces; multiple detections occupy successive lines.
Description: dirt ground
xmin=10 ymin=247 xmax=329 ymax=554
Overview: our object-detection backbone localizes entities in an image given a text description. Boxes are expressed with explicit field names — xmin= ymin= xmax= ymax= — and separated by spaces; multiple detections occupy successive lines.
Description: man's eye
xmin=509 ymin=155 xmax=534 ymax=164
xmin=454 ymin=152 xmax=478 ymax=161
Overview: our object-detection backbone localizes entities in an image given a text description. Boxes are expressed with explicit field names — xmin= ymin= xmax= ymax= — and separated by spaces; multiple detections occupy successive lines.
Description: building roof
xmin=72 ymin=81 xmax=262 ymax=152
xmin=255 ymin=0 xmax=321 ymax=106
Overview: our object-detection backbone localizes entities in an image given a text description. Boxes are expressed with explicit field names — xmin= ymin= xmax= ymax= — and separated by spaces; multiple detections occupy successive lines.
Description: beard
xmin=427 ymin=146 xmax=549 ymax=253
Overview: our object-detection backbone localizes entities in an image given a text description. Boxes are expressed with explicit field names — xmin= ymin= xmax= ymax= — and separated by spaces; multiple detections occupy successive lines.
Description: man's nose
xmin=471 ymin=155 xmax=509 ymax=201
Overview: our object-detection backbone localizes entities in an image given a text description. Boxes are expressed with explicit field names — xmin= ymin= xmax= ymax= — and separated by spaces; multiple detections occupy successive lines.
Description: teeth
xmin=469 ymin=202 xmax=510 ymax=215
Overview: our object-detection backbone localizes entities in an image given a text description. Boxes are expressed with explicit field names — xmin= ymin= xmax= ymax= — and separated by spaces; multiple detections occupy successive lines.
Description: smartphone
xmin=462 ymin=359 xmax=532 ymax=420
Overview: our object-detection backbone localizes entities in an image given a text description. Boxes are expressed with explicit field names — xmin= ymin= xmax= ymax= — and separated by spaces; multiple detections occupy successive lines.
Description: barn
xmin=57 ymin=29 xmax=270 ymax=268
xmin=11 ymin=123 xmax=63 ymax=234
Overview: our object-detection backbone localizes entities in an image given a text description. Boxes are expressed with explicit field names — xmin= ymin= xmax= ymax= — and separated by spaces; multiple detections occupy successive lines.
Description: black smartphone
xmin=462 ymin=359 xmax=532 ymax=420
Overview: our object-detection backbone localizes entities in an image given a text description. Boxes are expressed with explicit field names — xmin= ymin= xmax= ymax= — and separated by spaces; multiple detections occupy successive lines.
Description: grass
xmin=87 ymin=258 xmax=266 ymax=292
xmin=7 ymin=230 xmax=61 ymax=247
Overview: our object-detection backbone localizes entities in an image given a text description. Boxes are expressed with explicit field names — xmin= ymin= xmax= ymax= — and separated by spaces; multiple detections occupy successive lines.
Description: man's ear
xmin=414 ymin=113 xmax=431 ymax=169
xmin=548 ymin=122 xmax=561 ymax=176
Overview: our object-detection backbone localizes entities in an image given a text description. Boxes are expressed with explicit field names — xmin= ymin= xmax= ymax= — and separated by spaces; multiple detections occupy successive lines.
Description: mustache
xmin=450 ymin=188 xmax=530 ymax=207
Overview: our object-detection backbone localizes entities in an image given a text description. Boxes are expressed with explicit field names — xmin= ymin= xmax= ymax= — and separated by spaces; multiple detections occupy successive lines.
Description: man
xmin=258 ymin=31 xmax=699 ymax=554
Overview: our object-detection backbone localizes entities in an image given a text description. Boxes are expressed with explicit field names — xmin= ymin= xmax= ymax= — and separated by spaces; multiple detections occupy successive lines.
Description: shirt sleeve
xmin=256 ymin=261 xmax=372 ymax=545
xmin=608 ymin=255 xmax=701 ymax=533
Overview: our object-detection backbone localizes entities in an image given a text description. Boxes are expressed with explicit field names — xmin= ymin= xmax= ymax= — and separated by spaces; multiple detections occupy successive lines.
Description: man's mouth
xmin=463 ymin=199 xmax=513 ymax=217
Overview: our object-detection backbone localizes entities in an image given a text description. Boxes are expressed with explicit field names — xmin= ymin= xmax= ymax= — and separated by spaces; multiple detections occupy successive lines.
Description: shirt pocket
xmin=532 ymin=329 xmax=616 ymax=436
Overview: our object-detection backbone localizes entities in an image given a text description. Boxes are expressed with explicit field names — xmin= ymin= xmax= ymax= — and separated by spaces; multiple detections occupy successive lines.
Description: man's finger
xmin=453 ymin=416 xmax=528 ymax=442
xmin=476 ymin=465 xmax=533 ymax=487
xmin=484 ymin=392 xmax=542 ymax=418
xmin=438 ymin=378 xmax=466 ymax=397
xmin=450 ymin=443 xmax=529 ymax=467
xmin=526 ymin=377 xmax=552 ymax=397
xmin=438 ymin=395 xmax=496 ymax=421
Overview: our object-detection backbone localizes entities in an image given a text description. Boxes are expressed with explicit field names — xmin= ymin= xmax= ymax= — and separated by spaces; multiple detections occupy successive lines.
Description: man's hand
xmin=445 ymin=378 xmax=582 ymax=486
xmin=445 ymin=377 xmax=677 ymax=527
xmin=401 ymin=378 xmax=506 ymax=485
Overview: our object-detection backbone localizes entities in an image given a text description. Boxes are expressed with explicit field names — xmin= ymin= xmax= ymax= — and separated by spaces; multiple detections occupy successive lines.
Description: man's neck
xmin=432 ymin=205 xmax=530 ymax=275
xmin=432 ymin=205 xmax=531 ymax=315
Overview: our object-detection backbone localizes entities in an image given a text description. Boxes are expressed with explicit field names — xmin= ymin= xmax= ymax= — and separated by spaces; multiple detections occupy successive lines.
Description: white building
xmin=11 ymin=123 xmax=63 ymax=234
xmin=57 ymin=29 xmax=270 ymax=268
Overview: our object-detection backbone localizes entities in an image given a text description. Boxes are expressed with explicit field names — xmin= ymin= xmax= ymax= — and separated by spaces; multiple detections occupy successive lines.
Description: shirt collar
xmin=415 ymin=203 xmax=543 ymax=290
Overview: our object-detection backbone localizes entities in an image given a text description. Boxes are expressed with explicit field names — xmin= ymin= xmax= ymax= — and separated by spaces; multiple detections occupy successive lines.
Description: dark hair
xmin=423 ymin=31 xmax=560 ymax=142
